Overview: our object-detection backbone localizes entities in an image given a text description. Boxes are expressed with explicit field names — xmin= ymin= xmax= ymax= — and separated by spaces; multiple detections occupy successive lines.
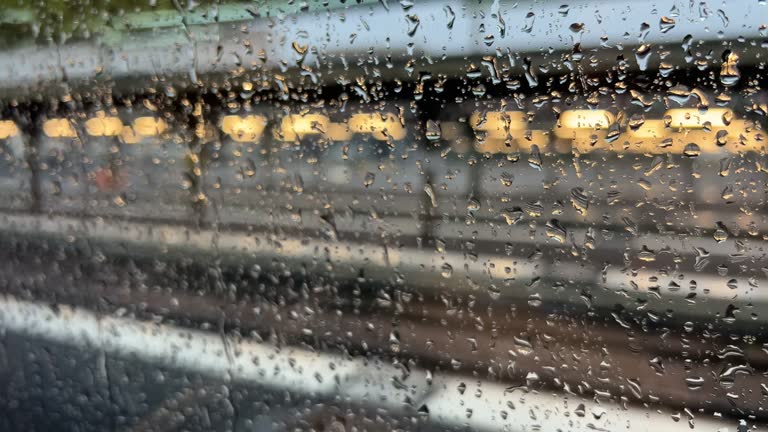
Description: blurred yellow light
xmin=474 ymin=130 xmax=548 ymax=154
xmin=612 ymin=120 xmax=671 ymax=154
xmin=327 ymin=122 xmax=352 ymax=141
xmin=724 ymin=120 xmax=764 ymax=152
xmin=43 ymin=119 xmax=77 ymax=138
xmin=555 ymin=110 xmax=614 ymax=139
xmin=631 ymin=141 xmax=682 ymax=155
xmin=348 ymin=113 xmax=406 ymax=141
xmin=132 ymin=117 xmax=167 ymax=137
xmin=84 ymin=112 xmax=123 ymax=136
xmin=626 ymin=120 xmax=667 ymax=139
xmin=571 ymin=138 xmax=613 ymax=154
xmin=665 ymin=108 xmax=733 ymax=129
xmin=220 ymin=115 xmax=267 ymax=142
xmin=119 ymin=126 xmax=142 ymax=144
xmin=676 ymin=130 xmax=724 ymax=154
xmin=470 ymin=111 xmax=526 ymax=139
xmin=0 ymin=121 xmax=19 ymax=139
xmin=280 ymin=114 xmax=330 ymax=141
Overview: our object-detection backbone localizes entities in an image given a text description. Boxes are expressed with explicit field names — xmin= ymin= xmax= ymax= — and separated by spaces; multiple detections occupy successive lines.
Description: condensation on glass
xmin=0 ymin=0 xmax=765 ymax=431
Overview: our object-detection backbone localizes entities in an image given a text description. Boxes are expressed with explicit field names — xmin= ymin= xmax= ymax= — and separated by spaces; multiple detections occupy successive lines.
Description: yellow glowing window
xmin=348 ymin=113 xmax=406 ymax=141
xmin=474 ymin=131 xmax=547 ymax=154
xmin=279 ymin=114 xmax=330 ymax=141
xmin=622 ymin=120 xmax=674 ymax=154
xmin=570 ymin=138 xmax=614 ymax=154
xmin=626 ymin=120 xmax=668 ymax=139
xmin=327 ymin=122 xmax=352 ymax=141
xmin=665 ymin=108 xmax=734 ymax=129
xmin=84 ymin=112 xmax=123 ymax=137
xmin=132 ymin=117 xmax=168 ymax=137
xmin=43 ymin=119 xmax=77 ymax=138
xmin=555 ymin=110 xmax=615 ymax=139
xmin=470 ymin=111 xmax=526 ymax=139
xmin=119 ymin=126 xmax=141 ymax=144
xmin=723 ymin=120 xmax=764 ymax=152
xmin=220 ymin=115 xmax=267 ymax=142
xmin=0 ymin=121 xmax=19 ymax=139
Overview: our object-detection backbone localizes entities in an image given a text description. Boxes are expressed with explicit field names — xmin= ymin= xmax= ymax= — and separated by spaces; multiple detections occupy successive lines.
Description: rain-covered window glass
xmin=0 ymin=0 xmax=766 ymax=431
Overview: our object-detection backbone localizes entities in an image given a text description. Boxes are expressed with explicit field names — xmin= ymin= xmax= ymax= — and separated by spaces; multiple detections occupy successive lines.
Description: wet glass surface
xmin=0 ymin=1 xmax=766 ymax=431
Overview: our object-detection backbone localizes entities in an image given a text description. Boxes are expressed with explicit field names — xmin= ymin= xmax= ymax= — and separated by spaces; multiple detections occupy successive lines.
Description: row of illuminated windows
xmin=0 ymin=108 xmax=762 ymax=155
xmin=467 ymin=108 xmax=764 ymax=155
xmin=0 ymin=112 xmax=407 ymax=143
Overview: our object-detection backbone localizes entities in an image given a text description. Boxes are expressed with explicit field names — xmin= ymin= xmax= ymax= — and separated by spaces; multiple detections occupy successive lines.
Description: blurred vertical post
xmin=13 ymin=104 xmax=42 ymax=213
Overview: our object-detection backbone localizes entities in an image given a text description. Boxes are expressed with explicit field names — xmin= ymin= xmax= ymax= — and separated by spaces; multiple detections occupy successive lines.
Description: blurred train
xmin=0 ymin=90 xmax=765 ymax=328
xmin=1 ymin=92 xmax=765 ymax=215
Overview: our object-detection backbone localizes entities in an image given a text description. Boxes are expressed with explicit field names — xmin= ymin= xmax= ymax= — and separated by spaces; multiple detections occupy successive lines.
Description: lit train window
xmin=0 ymin=1 xmax=765 ymax=431
xmin=84 ymin=112 xmax=123 ymax=137
xmin=220 ymin=114 xmax=267 ymax=142
xmin=0 ymin=120 xmax=19 ymax=139
xmin=42 ymin=118 xmax=77 ymax=138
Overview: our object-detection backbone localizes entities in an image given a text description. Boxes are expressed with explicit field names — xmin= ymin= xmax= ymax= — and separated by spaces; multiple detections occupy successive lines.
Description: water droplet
xmin=721 ymin=185 xmax=733 ymax=201
xmin=389 ymin=331 xmax=401 ymax=352
xmin=649 ymin=357 xmax=665 ymax=374
xmin=291 ymin=41 xmax=308 ymax=55
xmin=466 ymin=197 xmax=481 ymax=213
xmin=522 ymin=12 xmax=536 ymax=33
xmin=501 ymin=207 xmax=524 ymax=225
xmin=364 ymin=172 xmax=376 ymax=187
xmin=528 ymin=144 xmax=542 ymax=170
xmin=545 ymin=219 xmax=567 ymax=243
xmin=424 ymin=183 xmax=438 ymax=207
xmin=443 ymin=5 xmax=455 ymax=29
xmin=659 ymin=16 xmax=676 ymax=33
xmin=425 ymin=120 xmax=442 ymax=141
xmin=569 ymin=22 xmax=585 ymax=33
xmin=720 ymin=51 xmax=740 ymax=86
xmin=500 ymin=172 xmax=514 ymax=187
xmin=694 ymin=247 xmax=710 ymax=271
xmin=638 ymin=245 xmax=656 ymax=262
xmin=683 ymin=143 xmax=701 ymax=157
xmin=525 ymin=372 xmax=540 ymax=386
xmin=714 ymin=222 xmax=729 ymax=243
xmin=406 ymin=14 xmax=420 ymax=37
xmin=716 ymin=9 xmax=730 ymax=27
xmin=635 ymin=44 xmax=652 ymax=71
xmin=570 ymin=187 xmax=589 ymax=215
xmin=440 ymin=263 xmax=453 ymax=279
xmin=685 ymin=376 xmax=705 ymax=390
xmin=527 ymin=293 xmax=542 ymax=307
xmin=628 ymin=114 xmax=645 ymax=130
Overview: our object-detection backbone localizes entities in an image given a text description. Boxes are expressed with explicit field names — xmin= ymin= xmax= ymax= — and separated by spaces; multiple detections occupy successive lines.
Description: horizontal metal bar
xmin=0 ymin=210 xmax=763 ymax=329
xmin=0 ymin=0 xmax=763 ymax=96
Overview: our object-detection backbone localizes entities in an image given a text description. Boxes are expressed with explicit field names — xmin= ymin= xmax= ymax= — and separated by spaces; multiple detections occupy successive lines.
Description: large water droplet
xmin=425 ymin=120 xmax=442 ymax=141
xmin=720 ymin=51 xmax=740 ymax=86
